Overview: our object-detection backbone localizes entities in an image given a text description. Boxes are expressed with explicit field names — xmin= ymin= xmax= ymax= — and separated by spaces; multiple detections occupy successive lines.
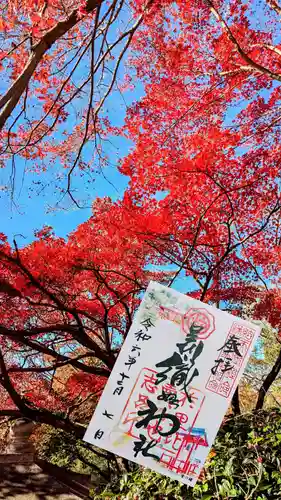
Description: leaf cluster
xmin=94 ymin=408 xmax=281 ymax=499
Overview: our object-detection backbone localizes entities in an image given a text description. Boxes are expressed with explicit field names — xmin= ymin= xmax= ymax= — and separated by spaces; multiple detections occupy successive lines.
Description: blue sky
xmin=1 ymin=0 xmax=278 ymax=252
xmin=0 ymin=79 xmax=140 ymax=246
xmin=0 ymin=152 xmax=129 ymax=245
xmin=0 ymin=2 xmax=146 ymax=246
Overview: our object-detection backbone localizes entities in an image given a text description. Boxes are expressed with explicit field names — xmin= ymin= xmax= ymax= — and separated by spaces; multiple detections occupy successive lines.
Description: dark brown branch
xmin=66 ymin=7 xmax=148 ymax=199
xmin=265 ymin=0 xmax=281 ymax=16
xmin=256 ymin=346 xmax=281 ymax=410
xmin=0 ymin=0 xmax=103 ymax=130
xmin=3 ymin=331 xmax=110 ymax=377
xmin=205 ymin=0 xmax=281 ymax=82
xmin=76 ymin=450 xmax=110 ymax=481
xmin=200 ymin=201 xmax=281 ymax=300
xmin=0 ymin=354 xmax=87 ymax=438
xmin=1 ymin=246 xmax=115 ymax=369
xmin=8 ymin=360 xmax=108 ymax=377
xmin=231 ymin=387 xmax=241 ymax=415
xmin=0 ymin=406 xmax=86 ymax=438
xmin=0 ymin=323 xmax=78 ymax=337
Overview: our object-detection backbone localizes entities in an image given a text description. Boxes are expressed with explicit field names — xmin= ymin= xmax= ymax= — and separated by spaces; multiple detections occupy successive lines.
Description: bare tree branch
xmin=0 ymin=0 xmax=104 ymax=130
xmin=205 ymin=0 xmax=281 ymax=83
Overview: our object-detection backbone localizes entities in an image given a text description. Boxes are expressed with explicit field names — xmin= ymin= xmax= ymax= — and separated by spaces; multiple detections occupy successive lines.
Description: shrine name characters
xmin=84 ymin=284 xmax=261 ymax=489
xmin=154 ymin=322 xmax=205 ymax=402
xmin=206 ymin=322 xmax=256 ymax=398
xmin=132 ymin=320 xmax=206 ymax=464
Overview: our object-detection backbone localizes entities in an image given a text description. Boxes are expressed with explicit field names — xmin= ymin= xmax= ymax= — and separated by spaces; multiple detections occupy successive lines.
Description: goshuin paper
xmin=84 ymin=281 xmax=261 ymax=486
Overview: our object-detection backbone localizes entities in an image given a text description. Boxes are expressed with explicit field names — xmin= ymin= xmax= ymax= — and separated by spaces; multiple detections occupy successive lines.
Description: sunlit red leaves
xmin=66 ymin=373 xmax=106 ymax=399
xmin=1 ymin=0 xmax=281 ymax=421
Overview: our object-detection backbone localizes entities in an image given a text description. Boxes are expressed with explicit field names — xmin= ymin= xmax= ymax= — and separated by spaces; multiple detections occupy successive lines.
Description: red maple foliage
xmin=0 ymin=198 xmax=169 ymax=436
xmin=0 ymin=0 xmax=156 ymax=203
xmin=1 ymin=0 xmax=281 ymax=444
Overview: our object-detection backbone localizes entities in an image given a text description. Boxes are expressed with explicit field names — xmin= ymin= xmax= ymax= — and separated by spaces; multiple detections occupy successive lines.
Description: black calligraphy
xmin=157 ymin=389 xmax=180 ymax=408
xmin=218 ymin=335 xmax=242 ymax=357
xmin=134 ymin=330 xmax=152 ymax=342
xmin=136 ymin=399 xmax=181 ymax=437
xmin=211 ymin=334 xmax=243 ymax=375
xmin=125 ymin=355 xmax=137 ymax=370
xmin=94 ymin=429 xmax=104 ymax=440
xmin=133 ymin=434 xmax=159 ymax=461
xmin=113 ymin=372 xmax=130 ymax=396
xmin=141 ymin=318 xmax=155 ymax=331
xmin=154 ymin=323 xmax=204 ymax=401
xmin=211 ymin=358 xmax=233 ymax=375
xmin=131 ymin=345 xmax=141 ymax=356
xmin=103 ymin=410 xmax=114 ymax=419
xmin=109 ymin=315 xmax=157 ymax=458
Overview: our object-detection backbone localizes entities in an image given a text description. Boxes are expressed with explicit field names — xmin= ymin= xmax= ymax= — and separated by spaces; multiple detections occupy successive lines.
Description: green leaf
xmin=247 ymin=476 xmax=256 ymax=486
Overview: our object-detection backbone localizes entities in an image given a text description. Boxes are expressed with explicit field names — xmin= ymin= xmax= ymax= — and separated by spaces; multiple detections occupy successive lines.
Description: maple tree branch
xmin=65 ymin=3 xmax=101 ymax=207
xmin=12 ymin=34 xmax=94 ymax=156
xmin=3 ymin=332 xmax=110 ymax=377
xmin=231 ymin=387 xmax=241 ymax=415
xmin=20 ymin=18 xmax=133 ymax=152
xmin=8 ymin=359 xmax=108 ymax=377
xmin=265 ymin=0 xmax=281 ymax=15
xmin=22 ymin=295 xmax=105 ymax=342
xmin=0 ymin=0 xmax=104 ymax=131
xmin=234 ymin=223 xmax=269 ymax=292
xmin=225 ymin=101 xmax=281 ymax=153
xmin=256 ymin=345 xmax=281 ymax=410
xmin=156 ymin=171 xmax=261 ymax=287
xmin=74 ymin=264 xmax=144 ymax=289
xmin=0 ymin=347 xmax=96 ymax=437
xmin=3 ymin=0 xmax=149 ymax=207
xmin=92 ymin=268 xmax=138 ymax=334
xmin=93 ymin=291 xmax=112 ymax=353
xmin=0 ymin=245 xmax=115 ymax=369
xmin=200 ymin=200 xmax=281 ymax=300
xmin=0 ymin=36 xmax=30 ymax=64
xmin=0 ymin=323 xmax=78 ymax=337
xmin=92 ymin=13 xmax=143 ymax=123
xmin=205 ymin=0 xmax=281 ymax=83
xmin=199 ymin=220 xmax=232 ymax=301
xmin=0 ymin=405 xmax=86 ymax=438
xmin=218 ymin=65 xmax=255 ymax=77
xmin=234 ymin=200 xmax=281 ymax=248
xmin=0 ymin=347 xmax=30 ymax=415
xmin=154 ymin=168 xmax=273 ymax=297
xmin=262 ymin=44 xmax=281 ymax=57
xmin=0 ymin=409 xmax=23 ymax=418
xmin=66 ymin=7 xmax=148 ymax=201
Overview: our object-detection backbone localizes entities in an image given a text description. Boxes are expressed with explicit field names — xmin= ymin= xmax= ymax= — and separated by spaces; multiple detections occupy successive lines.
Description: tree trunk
xmin=231 ymin=387 xmax=240 ymax=415
xmin=256 ymin=346 xmax=281 ymax=410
